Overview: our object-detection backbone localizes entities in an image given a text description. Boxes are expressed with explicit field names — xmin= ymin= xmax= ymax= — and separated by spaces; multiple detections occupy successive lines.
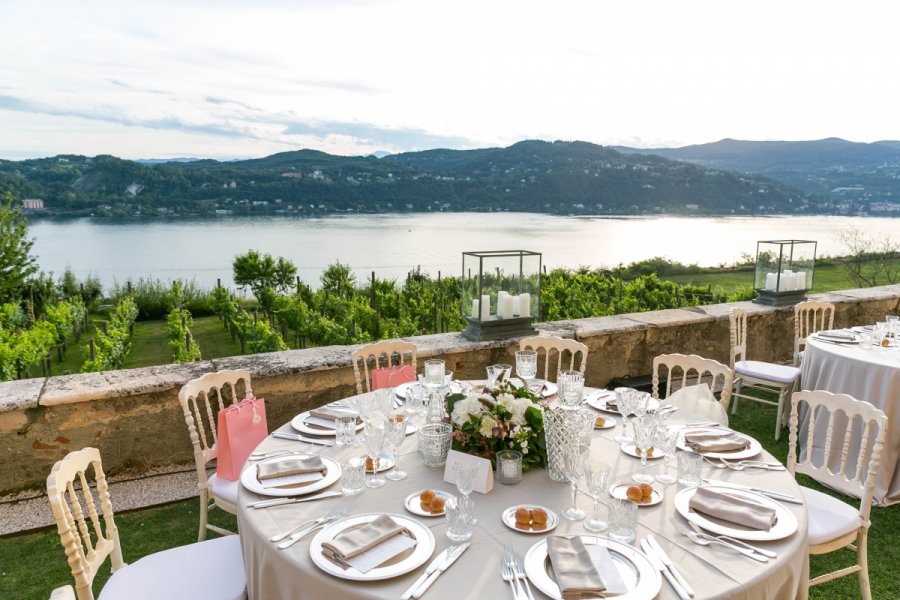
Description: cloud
xmin=282 ymin=120 xmax=471 ymax=150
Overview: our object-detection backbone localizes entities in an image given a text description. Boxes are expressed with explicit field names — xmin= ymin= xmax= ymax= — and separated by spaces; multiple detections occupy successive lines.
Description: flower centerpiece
xmin=446 ymin=380 xmax=547 ymax=471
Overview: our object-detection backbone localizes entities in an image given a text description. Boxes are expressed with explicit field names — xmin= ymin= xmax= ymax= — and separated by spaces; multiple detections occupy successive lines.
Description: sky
xmin=1 ymin=0 xmax=899 ymax=160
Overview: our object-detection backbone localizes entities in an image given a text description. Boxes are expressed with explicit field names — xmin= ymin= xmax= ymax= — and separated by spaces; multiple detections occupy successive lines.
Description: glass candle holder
xmin=495 ymin=450 xmax=523 ymax=485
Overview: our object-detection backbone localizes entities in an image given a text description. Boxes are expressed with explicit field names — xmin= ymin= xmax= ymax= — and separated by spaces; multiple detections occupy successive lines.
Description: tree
xmin=839 ymin=227 xmax=900 ymax=288
xmin=232 ymin=250 xmax=297 ymax=314
xmin=0 ymin=192 xmax=39 ymax=303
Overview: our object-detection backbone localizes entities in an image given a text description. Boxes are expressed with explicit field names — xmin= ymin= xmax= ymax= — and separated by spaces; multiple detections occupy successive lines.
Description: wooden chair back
xmin=178 ymin=370 xmax=253 ymax=484
xmin=794 ymin=300 xmax=835 ymax=362
xmin=351 ymin=340 xmax=418 ymax=394
xmin=47 ymin=447 xmax=124 ymax=600
xmin=788 ymin=390 xmax=887 ymax=523
xmin=651 ymin=353 xmax=733 ymax=413
xmin=518 ymin=335 xmax=588 ymax=382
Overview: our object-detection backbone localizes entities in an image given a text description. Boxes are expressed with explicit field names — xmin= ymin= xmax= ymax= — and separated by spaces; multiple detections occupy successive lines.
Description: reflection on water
xmin=28 ymin=213 xmax=898 ymax=289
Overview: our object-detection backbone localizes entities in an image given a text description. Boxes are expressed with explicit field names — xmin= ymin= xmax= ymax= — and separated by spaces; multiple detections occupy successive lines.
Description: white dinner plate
xmin=674 ymin=485 xmax=799 ymax=541
xmin=501 ymin=504 xmax=560 ymax=534
xmin=620 ymin=442 xmax=665 ymax=460
xmin=309 ymin=513 xmax=436 ymax=581
xmin=240 ymin=455 xmax=341 ymax=497
xmin=524 ymin=536 xmax=661 ymax=600
xmin=291 ymin=411 xmax=364 ymax=437
xmin=510 ymin=378 xmax=558 ymax=398
xmin=609 ymin=483 xmax=663 ymax=507
xmin=393 ymin=381 xmax=418 ymax=399
xmin=593 ymin=415 xmax=617 ymax=430
xmin=676 ymin=428 xmax=762 ymax=460
xmin=403 ymin=489 xmax=456 ymax=517
xmin=586 ymin=394 xmax=660 ymax=415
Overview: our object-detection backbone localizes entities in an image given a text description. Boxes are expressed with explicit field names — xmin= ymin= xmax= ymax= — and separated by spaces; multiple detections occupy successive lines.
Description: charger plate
xmin=674 ymin=485 xmax=799 ymax=541
xmin=291 ymin=411 xmax=364 ymax=437
xmin=676 ymin=428 xmax=762 ymax=460
xmin=240 ymin=455 xmax=341 ymax=497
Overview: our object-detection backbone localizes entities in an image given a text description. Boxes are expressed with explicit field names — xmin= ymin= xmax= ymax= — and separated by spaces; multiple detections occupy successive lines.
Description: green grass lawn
xmin=1 ymin=396 xmax=897 ymax=599
xmin=665 ymin=261 xmax=870 ymax=295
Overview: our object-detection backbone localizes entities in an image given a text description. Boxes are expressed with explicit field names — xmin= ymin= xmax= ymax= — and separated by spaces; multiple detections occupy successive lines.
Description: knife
xmin=702 ymin=478 xmax=802 ymax=504
xmin=401 ymin=548 xmax=452 ymax=600
xmin=641 ymin=538 xmax=690 ymax=600
xmin=412 ymin=542 xmax=470 ymax=599
xmin=272 ymin=431 xmax=334 ymax=446
xmin=247 ymin=490 xmax=343 ymax=509
xmin=647 ymin=535 xmax=694 ymax=597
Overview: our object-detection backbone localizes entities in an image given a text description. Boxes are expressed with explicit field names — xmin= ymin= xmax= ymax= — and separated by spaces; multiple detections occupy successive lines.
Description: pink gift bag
xmin=371 ymin=364 xmax=416 ymax=391
xmin=216 ymin=396 xmax=267 ymax=480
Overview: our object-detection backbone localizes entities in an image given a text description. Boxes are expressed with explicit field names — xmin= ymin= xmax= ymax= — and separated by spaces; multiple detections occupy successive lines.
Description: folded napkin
xmin=547 ymin=536 xmax=606 ymax=599
xmin=689 ymin=486 xmax=777 ymax=531
xmin=257 ymin=456 xmax=326 ymax=481
xmin=308 ymin=406 xmax=359 ymax=422
xmin=818 ymin=330 xmax=856 ymax=341
xmin=321 ymin=515 xmax=415 ymax=569
xmin=685 ymin=431 xmax=750 ymax=453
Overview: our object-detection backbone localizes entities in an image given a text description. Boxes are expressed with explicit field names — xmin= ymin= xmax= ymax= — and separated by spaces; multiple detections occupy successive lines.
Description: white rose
xmin=479 ymin=415 xmax=497 ymax=437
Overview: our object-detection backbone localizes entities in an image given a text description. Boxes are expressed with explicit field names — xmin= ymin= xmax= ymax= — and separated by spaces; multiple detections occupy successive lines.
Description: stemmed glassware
xmin=515 ymin=350 xmax=538 ymax=392
xmin=584 ymin=461 xmax=611 ymax=532
xmin=384 ymin=415 xmax=408 ymax=481
xmin=423 ymin=359 xmax=446 ymax=423
xmin=561 ymin=444 xmax=588 ymax=520
xmin=558 ymin=370 xmax=585 ymax=409
xmin=631 ymin=415 xmax=658 ymax=484
xmin=355 ymin=393 xmax=375 ymax=424
xmin=656 ymin=424 xmax=678 ymax=484
xmin=614 ymin=390 xmax=636 ymax=443
xmin=364 ymin=420 xmax=386 ymax=488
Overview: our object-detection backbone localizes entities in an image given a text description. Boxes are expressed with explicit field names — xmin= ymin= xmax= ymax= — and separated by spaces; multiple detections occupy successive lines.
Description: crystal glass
xmin=445 ymin=497 xmax=475 ymax=542
xmin=632 ymin=392 xmax=651 ymax=420
xmin=384 ymin=416 xmax=408 ymax=481
xmin=373 ymin=387 xmax=393 ymax=419
xmin=584 ymin=461 xmax=611 ymax=532
xmin=515 ymin=350 xmax=538 ymax=390
xmin=494 ymin=363 xmax=513 ymax=383
xmin=614 ymin=388 xmax=636 ymax=443
xmin=496 ymin=450 xmax=523 ymax=485
xmin=677 ymin=450 xmax=702 ymax=487
xmin=424 ymin=359 xmax=446 ymax=386
xmin=418 ymin=423 xmax=452 ymax=467
xmin=631 ymin=415 xmax=658 ymax=484
xmin=558 ymin=370 xmax=585 ymax=409
xmin=455 ymin=463 xmax=477 ymax=497
xmin=873 ymin=322 xmax=888 ymax=347
xmin=486 ymin=364 xmax=503 ymax=388
xmin=656 ymin=425 xmax=678 ymax=484
xmin=355 ymin=393 xmax=375 ymax=424
xmin=335 ymin=416 xmax=358 ymax=447
xmin=544 ymin=408 xmax=584 ymax=482
xmin=340 ymin=457 xmax=366 ymax=495
xmin=561 ymin=444 xmax=588 ymax=521
xmin=608 ymin=499 xmax=637 ymax=543
xmin=364 ymin=422 xmax=386 ymax=488
xmin=405 ymin=384 xmax=426 ymax=414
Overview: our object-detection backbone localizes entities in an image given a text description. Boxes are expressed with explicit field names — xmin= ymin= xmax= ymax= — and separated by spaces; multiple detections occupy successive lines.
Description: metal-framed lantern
xmin=752 ymin=240 xmax=817 ymax=307
xmin=461 ymin=250 xmax=541 ymax=341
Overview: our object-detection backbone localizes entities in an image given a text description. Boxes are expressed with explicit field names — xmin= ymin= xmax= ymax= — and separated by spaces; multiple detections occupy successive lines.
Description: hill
xmin=0 ymin=140 xmax=812 ymax=217
xmin=614 ymin=138 xmax=900 ymax=212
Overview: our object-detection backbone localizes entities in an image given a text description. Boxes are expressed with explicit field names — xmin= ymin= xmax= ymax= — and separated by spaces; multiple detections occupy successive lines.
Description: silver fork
xmin=670 ymin=518 xmax=767 ymax=562
xmin=688 ymin=521 xmax=778 ymax=558
xmin=273 ymin=507 xmax=348 ymax=545
xmin=512 ymin=552 xmax=535 ymax=600
xmin=503 ymin=545 xmax=525 ymax=600
xmin=500 ymin=557 xmax=522 ymax=599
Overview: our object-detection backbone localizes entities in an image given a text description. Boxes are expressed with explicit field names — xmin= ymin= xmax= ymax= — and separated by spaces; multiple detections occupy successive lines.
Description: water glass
xmin=486 ymin=364 xmax=503 ymax=388
xmin=418 ymin=423 xmax=452 ymax=467
xmin=584 ymin=462 xmax=611 ymax=532
xmin=424 ymin=359 xmax=446 ymax=387
xmin=614 ymin=388 xmax=636 ymax=443
xmin=335 ymin=416 xmax=358 ymax=447
xmin=515 ymin=350 xmax=538 ymax=387
xmin=558 ymin=370 xmax=585 ymax=409
xmin=364 ymin=422 xmax=386 ymax=488
xmin=374 ymin=387 xmax=393 ymax=418
xmin=631 ymin=415 xmax=658 ymax=484
xmin=873 ymin=322 xmax=887 ymax=347
xmin=355 ymin=394 xmax=375 ymax=423
xmin=340 ymin=457 xmax=366 ymax=495
xmin=608 ymin=499 xmax=638 ymax=543
xmin=677 ymin=450 xmax=702 ymax=487
xmin=496 ymin=450 xmax=523 ymax=485
xmin=656 ymin=426 xmax=678 ymax=485
xmin=405 ymin=384 xmax=427 ymax=414
xmin=445 ymin=496 xmax=475 ymax=542
xmin=561 ymin=444 xmax=588 ymax=521
xmin=494 ymin=363 xmax=513 ymax=383
xmin=385 ymin=416 xmax=408 ymax=481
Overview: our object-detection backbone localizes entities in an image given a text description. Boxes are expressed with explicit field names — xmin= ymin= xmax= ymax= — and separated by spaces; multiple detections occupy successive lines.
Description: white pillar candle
xmin=500 ymin=294 xmax=515 ymax=319
xmin=519 ymin=293 xmax=531 ymax=317
xmin=765 ymin=272 xmax=776 ymax=291
xmin=471 ymin=299 xmax=479 ymax=318
xmin=480 ymin=294 xmax=491 ymax=320
xmin=797 ymin=272 xmax=807 ymax=290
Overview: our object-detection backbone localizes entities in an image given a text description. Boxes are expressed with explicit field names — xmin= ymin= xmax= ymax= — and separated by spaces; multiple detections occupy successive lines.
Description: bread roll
xmin=639 ymin=483 xmax=653 ymax=500
xmin=594 ymin=416 xmax=606 ymax=428
xmin=419 ymin=489 xmax=436 ymax=504
xmin=429 ymin=496 xmax=446 ymax=513
xmin=515 ymin=507 xmax=532 ymax=525
xmin=626 ymin=485 xmax=643 ymax=502
xmin=531 ymin=508 xmax=548 ymax=525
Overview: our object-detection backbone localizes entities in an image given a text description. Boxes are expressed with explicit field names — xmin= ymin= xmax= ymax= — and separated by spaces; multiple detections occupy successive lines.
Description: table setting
xmin=235 ymin=358 xmax=809 ymax=600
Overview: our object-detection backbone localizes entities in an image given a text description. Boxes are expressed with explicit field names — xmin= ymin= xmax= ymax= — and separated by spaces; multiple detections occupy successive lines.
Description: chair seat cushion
xmin=801 ymin=486 xmax=862 ymax=546
xmin=209 ymin=473 xmax=240 ymax=507
xmin=99 ymin=535 xmax=245 ymax=600
xmin=735 ymin=360 xmax=800 ymax=385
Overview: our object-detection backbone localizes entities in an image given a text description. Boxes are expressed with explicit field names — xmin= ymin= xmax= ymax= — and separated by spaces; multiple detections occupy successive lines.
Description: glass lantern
xmin=752 ymin=240 xmax=817 ymax=306
xmin=461 ymin=250 xmax=541 ymax=340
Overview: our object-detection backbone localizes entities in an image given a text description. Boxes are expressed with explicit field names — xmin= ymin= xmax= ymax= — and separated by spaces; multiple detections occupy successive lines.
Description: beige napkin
xmin=321 ymin=515 xmax=413 ymax=564
xmin=685 ymin=432 xmax=750 ymax=453
xmin=547 ymin=536 xmax=606 ymax=599
xmin=257 ymin=456 xmax=326 ymax=481
xmin=309 ymin=406 xmax=358 ymax=422
xmin=689 ymin=486 xmax=777 ymax=530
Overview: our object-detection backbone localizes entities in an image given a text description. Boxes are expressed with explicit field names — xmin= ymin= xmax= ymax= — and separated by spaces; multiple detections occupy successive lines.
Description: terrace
xmin=1 ymin=284 xmax=898 ymax=599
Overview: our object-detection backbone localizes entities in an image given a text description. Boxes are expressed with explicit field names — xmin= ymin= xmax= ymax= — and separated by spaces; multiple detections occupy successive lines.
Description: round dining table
xmin=800 ymin=336 xmax=900 ymax=506
xmin=237 ymin=386 xmax=809 ymax=600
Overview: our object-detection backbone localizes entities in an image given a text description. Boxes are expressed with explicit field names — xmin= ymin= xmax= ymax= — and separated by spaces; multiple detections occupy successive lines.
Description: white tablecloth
xmin=238 ymin=390 xmax=808 ymax=600
xmin=799 ymin=337 xmax=900 ymax=506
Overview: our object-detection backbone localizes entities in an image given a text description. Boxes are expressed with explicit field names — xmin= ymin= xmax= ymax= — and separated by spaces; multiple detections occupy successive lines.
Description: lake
xmin=28 ymin=213 xmax=898 ymax=290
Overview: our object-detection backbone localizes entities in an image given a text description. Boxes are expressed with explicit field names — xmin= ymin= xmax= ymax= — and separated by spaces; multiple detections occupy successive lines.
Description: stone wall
xmin=2 ymin=285 xmax=898 ymax=495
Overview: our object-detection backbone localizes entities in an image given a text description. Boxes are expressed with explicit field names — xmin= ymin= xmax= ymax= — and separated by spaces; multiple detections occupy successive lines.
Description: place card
xmin=260 ymin=471 xmax=325 ymax=489
xmin=443 ymin=450 xmax=493 ymax=494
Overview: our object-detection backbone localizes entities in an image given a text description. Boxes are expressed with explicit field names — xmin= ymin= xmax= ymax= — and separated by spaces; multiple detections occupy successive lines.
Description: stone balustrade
xmin=1 ymin=285 xmax=898 ymax=495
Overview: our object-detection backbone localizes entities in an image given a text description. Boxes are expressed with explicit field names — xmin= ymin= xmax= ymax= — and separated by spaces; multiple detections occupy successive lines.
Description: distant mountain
xmin=615 ymin=138 xmax=900 ymax=208
xmin=0 ymin=140 xmax=815 ymax=217
xmin=136 ymin=157 xmax=207 ymax=165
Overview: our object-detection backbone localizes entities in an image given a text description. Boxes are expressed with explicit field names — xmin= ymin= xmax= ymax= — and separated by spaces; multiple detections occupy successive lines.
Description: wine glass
xmin=614 ymin=390 xmax=636 ymax=443
xmin=631 ymin=415 xmax=658 ymax=484
xmin=455 ymin=463 xmax=479 ymax=525
xmin=384 ymin=415 xmax=408 ymax=481
xmin=561 ymin=444 xmax=588 ymax=520
xmin=364 ymin=421 xmax=386 ymax=488
xmin=584 ymin=461 xmax=611 ymax=532
xmin=656 ymin=425 xmax=678 ymax=485
xmin=558 ymin=370 xmax=585 ymax=409
xmin=355 ymin=393 xmax=375 ymax=424
xmin=515 ymin=350 xmax=538 ymax=392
